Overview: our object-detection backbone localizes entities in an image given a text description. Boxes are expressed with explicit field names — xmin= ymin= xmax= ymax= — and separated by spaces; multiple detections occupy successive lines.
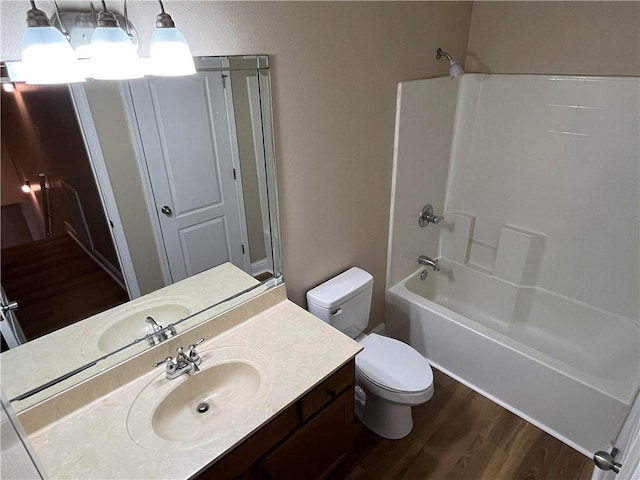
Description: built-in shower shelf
xmin=441 ymin=212 xmax=545 ymax=288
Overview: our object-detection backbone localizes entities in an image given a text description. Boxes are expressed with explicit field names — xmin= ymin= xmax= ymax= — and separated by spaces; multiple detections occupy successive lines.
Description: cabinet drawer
xmin=296 ymin=361 xmax=354 ymax=423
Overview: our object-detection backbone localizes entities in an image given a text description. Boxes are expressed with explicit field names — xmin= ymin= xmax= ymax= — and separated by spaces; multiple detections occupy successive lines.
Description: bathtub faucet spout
xmin=418 ymin=255 xmax=440 ymax=272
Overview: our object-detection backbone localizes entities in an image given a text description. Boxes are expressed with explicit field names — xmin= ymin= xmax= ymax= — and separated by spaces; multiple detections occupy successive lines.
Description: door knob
xmin=593 ymin=449 xmax=622 ymax=474
xmin=161 ymin=205 xmax=172 ymax=216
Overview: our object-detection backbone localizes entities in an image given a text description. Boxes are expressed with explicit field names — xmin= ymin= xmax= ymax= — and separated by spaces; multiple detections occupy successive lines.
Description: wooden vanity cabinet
xmin=194 ymin=360 xmax=356 ymax=480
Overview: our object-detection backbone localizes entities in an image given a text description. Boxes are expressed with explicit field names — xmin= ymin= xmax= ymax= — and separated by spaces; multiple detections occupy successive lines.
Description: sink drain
xmin=196 ymin=402 xmax=210 ymax=414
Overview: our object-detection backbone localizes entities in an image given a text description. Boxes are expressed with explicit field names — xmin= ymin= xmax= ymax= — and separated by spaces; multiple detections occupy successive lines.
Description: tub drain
xmin=196 ymin=402 xmax=210 ymax=414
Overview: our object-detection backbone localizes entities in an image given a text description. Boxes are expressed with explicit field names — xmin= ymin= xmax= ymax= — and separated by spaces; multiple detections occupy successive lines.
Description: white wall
xmin=388 ymin=74 xmax=639 ymax=322
xmin=386 ymin=77 xmax=459 ymax=287
xmin=445 ymin=74 xmax=639 ymax=321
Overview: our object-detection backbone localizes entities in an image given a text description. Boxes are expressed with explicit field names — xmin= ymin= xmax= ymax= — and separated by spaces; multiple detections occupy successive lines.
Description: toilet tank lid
xmin=306 ymin=267 xmax=373 ymax=309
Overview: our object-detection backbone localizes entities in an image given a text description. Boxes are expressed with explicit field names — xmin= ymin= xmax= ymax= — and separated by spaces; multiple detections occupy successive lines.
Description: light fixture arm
xmin=96 ymin=2 xmax=120 ymax=28
xmin=50 ymin=0 xmax=70 ymax=38
xmin=25 ymin=2 xmax=50 ymax=27
xmin=123 ymin=0 xmax=132 ymax=38
xmin=156 ymin=1 xmax=176 ymax=28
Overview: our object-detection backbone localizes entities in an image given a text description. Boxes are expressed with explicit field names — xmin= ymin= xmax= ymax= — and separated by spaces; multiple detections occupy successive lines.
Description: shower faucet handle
xmin=419 ymin=204 xmax=444 ymax=227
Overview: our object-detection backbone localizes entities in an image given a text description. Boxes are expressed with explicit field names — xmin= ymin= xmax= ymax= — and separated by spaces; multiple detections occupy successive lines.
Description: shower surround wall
xmin=388 ymin=73 xmax=639 ymax=323
xmin=446 ymin=75 xmax=639 ymax=321
xmin=386 ymin=74 xmax=640 ymax=454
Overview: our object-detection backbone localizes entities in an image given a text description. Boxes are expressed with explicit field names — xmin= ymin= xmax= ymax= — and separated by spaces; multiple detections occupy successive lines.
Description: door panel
xmin=150 ymin=77 xmax=225 ymax=214
xmin=128 ymin=72 xmax=245 ymax=282
xmin=180 ymin=217 xmax=232 ymax=277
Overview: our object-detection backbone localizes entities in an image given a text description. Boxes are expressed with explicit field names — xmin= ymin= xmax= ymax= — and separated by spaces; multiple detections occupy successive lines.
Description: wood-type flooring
xmin=1 ymin=235 xmax=129 ymax=342
xmin=332 ymin=369 xmax=593 ymax=480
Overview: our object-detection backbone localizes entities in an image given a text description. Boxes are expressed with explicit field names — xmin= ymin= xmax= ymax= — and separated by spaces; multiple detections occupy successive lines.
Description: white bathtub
xmin=386 ymin=258 xmax=640 ymax=456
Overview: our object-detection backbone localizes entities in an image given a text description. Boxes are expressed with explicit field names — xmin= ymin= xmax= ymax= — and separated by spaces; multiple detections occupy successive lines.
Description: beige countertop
xmin=19 ymin=286 xmax=361 ymax=479
xmin=2 ymin=263 xmax=264 ymax=411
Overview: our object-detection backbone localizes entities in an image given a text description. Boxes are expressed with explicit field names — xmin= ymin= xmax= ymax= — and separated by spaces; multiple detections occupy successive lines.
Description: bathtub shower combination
xmin=386 ymin=74 xmax=640 ymax=456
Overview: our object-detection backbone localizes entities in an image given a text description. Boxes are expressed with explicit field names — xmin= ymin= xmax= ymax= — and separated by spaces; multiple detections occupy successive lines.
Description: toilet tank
xmin=306 ymin=267 xmax=373 ymax=339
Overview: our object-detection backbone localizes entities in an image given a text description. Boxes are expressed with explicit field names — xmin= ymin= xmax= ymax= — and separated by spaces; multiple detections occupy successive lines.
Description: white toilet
xmin=306 ymin=267 xmax=434 ymax=440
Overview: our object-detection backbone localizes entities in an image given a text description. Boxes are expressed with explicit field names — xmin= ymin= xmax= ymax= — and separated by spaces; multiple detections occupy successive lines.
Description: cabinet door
xmin=256 ymin=391 xmax=353 ymax=480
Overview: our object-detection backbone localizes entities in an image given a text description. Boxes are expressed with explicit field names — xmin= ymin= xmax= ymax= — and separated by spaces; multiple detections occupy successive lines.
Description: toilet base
xmin=358 ymin=392 xmax=414 ymax=440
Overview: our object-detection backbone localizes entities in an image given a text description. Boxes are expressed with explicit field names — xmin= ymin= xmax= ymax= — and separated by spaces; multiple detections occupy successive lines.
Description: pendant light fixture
xmin=90 ymin=1 xmax=143 ymax=80
xmin=20 ymin=0 xmax=84 ymax=84
xmin=149 ymin=0 xmax=195 ymax=77
xmin=15 ymin=1 xmax=196 ymax=84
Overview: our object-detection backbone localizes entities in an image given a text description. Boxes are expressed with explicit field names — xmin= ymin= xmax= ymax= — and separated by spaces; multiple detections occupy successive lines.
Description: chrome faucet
xmin=153 ymin=338 xmax=205 ymax=380
xmin=145 ymin=316 xmax=176 ymax=346
xmin=146 ymin=316 xmax=163 ymax=332
xmin=418 ymin=255 xmax=440 ymax=271
xmin=418 ymin=204 xmax=444 ymax=227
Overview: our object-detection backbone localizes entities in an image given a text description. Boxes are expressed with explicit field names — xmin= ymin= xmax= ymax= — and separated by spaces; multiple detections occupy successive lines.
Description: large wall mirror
xmin=0 ymin=55 xmax=282 ymax=410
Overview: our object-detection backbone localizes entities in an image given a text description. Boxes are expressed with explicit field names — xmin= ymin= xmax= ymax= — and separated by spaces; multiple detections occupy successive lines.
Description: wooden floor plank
xmin=503 ymin=428 xmax=562 ymax=480
xmin=445 ymin=434 xmax=508 ymax=480
xmin=546 ymin=446 xmax=596 ymax=480
xmin=344 ymin=466 xmax=375 ymax=480
xmin=1 ymin=235 xmax=129 ymax=342
xmin=338 ymin=369 xmax=593 ymax=480
xmin=487 ymin=407 xmax=527 ymax=453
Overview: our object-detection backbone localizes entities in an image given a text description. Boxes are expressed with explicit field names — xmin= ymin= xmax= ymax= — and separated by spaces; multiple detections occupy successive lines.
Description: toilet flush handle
xmin=331 ymin=308 xmax=342 ymax=316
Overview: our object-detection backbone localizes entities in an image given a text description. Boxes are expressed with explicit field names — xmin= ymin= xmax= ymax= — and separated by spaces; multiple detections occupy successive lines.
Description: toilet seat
xmin=356 ymin=334 xmax=433 ymax=394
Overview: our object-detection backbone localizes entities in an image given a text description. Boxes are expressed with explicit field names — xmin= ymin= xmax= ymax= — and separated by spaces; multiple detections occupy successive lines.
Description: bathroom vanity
xmin=15 ymin=284 xmax=362 ymax=479
xmin=0 ymin=49 xmax=363 ymax=478
xmin=197 ymin=360 xmax=355 ymax=479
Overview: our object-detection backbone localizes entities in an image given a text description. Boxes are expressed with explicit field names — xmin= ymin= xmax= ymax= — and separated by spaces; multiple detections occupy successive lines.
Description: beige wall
xmin=92 ymin=1 xmax=474 ymax=327
xmin=466 ymin=2 xmax=640 ymax=76
xmin=1 ymin=138 xmax=23 ymax=207
xmin=83 ymin=82 xmax=165 ymax=295
xmin=164 ymin=1 xmax=471 ymax=327
xmin=230 ymin=69 xmax=267 ymax=263
xmin=1 ymin=1 xmax=474 ymax=327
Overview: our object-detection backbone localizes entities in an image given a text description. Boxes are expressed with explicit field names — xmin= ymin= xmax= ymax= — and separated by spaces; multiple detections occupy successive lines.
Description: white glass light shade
xmin=21 ymin=26 xmax=84 ymax=84
xmin=90 ymin=26 xmax=143 ymax=80
xmin=149 ymin=27 xmax=196 ymax=76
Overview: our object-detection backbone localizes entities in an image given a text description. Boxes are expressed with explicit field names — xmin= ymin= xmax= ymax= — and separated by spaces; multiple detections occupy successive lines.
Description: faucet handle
xmin=418 ymin=204 xmax=445 ymax=227
xmin=153 ymin=356 xmax=172 ymax=368
xmin=188 ymin=338 xmax=205 ymax=365
xmin=153 ymin=356 xmax=177 ymax=379
xmin=175 ymin=346 xmax=187 ymax=359
xmin=153 ymin=357 xmax=175 ymax=373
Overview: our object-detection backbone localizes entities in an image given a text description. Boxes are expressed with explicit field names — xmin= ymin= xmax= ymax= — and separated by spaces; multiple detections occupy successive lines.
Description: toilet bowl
xmin=355 ymin=333 xmax=433 ymax=439
xmin=306 ymin=267 xmax=434 ymax=439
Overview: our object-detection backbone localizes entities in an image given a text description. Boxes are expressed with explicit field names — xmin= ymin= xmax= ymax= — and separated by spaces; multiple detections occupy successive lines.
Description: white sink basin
xmin=126 ymin=345 xmax=274 ymax=451
xmin=81 ymin=296 xmax=192 ymax=359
